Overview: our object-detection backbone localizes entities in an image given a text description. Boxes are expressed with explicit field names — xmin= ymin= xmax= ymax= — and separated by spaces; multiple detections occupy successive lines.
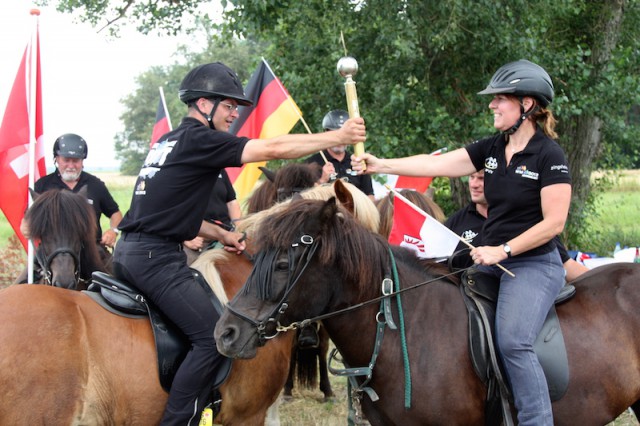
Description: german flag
xmin=227 ymin=58 xmax=301 ymax=200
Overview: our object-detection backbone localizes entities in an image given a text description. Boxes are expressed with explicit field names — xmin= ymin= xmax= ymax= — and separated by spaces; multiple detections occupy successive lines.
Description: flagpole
xmin=385 ymin=185 xmax=515 ymax=277
xmin=26 ymin=9 xmax=40 ymax=284
xmin=260 ymin=57 xmax=329 ymax=164
xmin=158 ymin=86 xmax=173 ymax=131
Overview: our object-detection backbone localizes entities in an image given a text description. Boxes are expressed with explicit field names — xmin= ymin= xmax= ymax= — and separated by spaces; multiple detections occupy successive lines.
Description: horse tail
xmin=630 ymin=401 xmax=639 ymax=421
xmin=294 ymin=346 xmax=319 ymax=390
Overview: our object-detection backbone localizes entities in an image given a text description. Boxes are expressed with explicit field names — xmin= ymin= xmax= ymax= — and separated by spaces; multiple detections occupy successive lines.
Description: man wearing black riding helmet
xmin=305 ymin=109 xmax=375 ymax=200
xmin=113 ymin=62 xmax=366 ymax=425
xmin=352 ymin=59 xmax=570 ymax=425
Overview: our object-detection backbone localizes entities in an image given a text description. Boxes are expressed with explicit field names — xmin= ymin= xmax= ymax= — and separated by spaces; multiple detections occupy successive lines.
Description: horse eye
xmin=275 ymin=260 xmax=288 ymax=271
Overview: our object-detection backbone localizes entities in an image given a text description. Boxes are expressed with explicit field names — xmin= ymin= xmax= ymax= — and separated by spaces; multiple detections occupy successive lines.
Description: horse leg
xmin=317 ymin=325 xmax=335 ymax=401
xmin=283 ymin=333 xmax=298 ymax=401
xmin=264 ymin=399 xmax=282 ymax=426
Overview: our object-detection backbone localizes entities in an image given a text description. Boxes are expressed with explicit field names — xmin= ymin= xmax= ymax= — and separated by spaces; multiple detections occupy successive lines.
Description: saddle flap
xmin=89 ymin=271 xmax=148 ymax=315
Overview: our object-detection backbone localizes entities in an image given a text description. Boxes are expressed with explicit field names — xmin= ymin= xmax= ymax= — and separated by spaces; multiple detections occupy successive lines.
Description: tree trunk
xmin=557 ymin=0 xmax=625 ymax=243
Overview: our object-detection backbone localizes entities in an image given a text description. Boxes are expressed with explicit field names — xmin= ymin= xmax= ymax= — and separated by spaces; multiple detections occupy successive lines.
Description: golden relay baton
xmin=337 ymin=56 xmax=366 ymax=170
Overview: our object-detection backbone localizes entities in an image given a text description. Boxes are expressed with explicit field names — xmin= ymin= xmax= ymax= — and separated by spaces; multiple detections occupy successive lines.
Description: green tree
xmin=115 ymin=35 xmax=264 ymax=174
xmin=42 ymin=0 xmax=640 ymax=246
xmin=219 ymin=0 xmax=640 ymax=246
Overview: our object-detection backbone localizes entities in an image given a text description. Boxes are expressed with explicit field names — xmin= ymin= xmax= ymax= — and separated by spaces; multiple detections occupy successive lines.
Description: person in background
xmin=305 ymin=109 xmax=375 ymax=200
xmin=34 ymin=133 xmax=122 ymax=260
xmin=113 ymin=62 xmax=366 ymax=425
xmin=445 ymin=170 xmax=589 ymax=280
xmin=183 ymin=169 xmax=243 ymax=265
xmin=352 ymin=59 xmax=570 ymax=425
xmin=376 ymin=189 xmax=446 ymax=239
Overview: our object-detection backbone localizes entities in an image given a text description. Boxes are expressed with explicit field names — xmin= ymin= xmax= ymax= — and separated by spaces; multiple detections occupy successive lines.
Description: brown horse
xmin=201 ymin=178 xmax=379 ymax=423
xmin=17 ymin=188 xmax=108 ymax=289
xmin=0 ymin=181 xmax=378 ymax=426
xmin=244 ymin=162 xmax=344 ymax=402
xmin=215 ymin=197 xmax=640 ymax=425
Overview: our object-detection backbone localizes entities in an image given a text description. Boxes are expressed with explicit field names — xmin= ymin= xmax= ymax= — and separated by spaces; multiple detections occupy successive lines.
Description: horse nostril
xmin=215 ymin=324 xmax=238 ymax=354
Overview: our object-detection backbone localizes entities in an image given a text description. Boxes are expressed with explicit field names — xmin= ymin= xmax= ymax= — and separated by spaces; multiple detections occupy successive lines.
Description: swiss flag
xmin=388 ymin=192 xmax=459 ymax=259
xmin=0 ymin=19 xmax=47 ymax=251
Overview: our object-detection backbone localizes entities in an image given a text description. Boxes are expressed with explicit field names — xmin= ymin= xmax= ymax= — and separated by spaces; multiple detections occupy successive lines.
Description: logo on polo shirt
xmin=515 ymin=165 xmax=539 ymax=180
xmin=550 ymin=164 xmax=569 ymax=173
xmin=462 ymin=229 xmax=478 ymax=243
xmin=484 ymin=157 xmax=497 ymax=174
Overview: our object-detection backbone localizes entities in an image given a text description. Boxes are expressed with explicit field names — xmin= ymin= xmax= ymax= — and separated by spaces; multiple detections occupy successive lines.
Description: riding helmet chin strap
xmin=503 ymin=98 xmax=539 ymax=135
xmin=194 ymin=98 xmax=220 ymax=130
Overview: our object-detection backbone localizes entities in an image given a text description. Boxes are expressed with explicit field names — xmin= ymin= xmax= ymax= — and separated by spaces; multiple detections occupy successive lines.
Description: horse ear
xmin=258 ymin=166 xmax=276 ymax=183
xmin=29 ymin=188 xmax=40 ymax=201
xmin=333 ymin=179 xmax=355 ymax=215
xmin=318 ymin=197 xmax=339 ymax=226
xmin=77 ymin=185 xmax=89 ymax=198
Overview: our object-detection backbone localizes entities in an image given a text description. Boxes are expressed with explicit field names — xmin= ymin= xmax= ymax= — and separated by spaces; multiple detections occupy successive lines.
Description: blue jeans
xmin=478 ymin=249 xmax=563 ymax=426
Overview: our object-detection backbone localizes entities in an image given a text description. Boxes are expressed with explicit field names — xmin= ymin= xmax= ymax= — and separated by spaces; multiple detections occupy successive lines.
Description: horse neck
xmin=321 ymin=254 xmax=457 ymax=368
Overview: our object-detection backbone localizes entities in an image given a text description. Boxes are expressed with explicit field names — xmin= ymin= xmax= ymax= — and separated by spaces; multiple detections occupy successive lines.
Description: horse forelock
xmin=254 ymin=198 xmax=387 ymax=300
xmin=27 ymin=190 xmax=96 ymax=246
xmin=26 ymin=189 xmax=107 ymax=281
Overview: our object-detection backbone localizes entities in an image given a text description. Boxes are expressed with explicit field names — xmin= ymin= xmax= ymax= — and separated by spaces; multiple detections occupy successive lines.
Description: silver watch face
xmin=503 ymin=244 xmax=511 ymax=254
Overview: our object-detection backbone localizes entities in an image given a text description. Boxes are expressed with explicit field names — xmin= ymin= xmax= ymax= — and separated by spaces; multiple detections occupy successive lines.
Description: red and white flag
xmin=393 ymin=148 xmax=446 ymax=192
xmin=0 ymin=14 xmax=46 ymax=251
xmin=388 ymin=190 xmax=460 ymax=259
xmin=150 ymin=86 xmax=172 ymax=147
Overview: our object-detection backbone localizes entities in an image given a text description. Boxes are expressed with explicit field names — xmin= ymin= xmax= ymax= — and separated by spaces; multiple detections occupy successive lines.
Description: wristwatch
xmin=111 ymin=228 xmax=121 ymax=235
xmin=503 ymin=243 xmax=512 ymax=258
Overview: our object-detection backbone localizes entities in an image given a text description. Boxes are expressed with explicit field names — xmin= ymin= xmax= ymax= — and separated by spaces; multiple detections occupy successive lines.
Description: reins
xmin=277 ymin=265 xmax=468 ymax=331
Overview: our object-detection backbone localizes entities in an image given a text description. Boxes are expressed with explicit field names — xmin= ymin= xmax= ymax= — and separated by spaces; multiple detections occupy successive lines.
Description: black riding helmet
xmin=53 ymin=133 xmax=87 ymax=159
xmin=478 ymin=59 xmax=554 ymax=134
xmin=179 ymin=62 xmax=253 ymax=130
xmin=179 ymin=62 xmax=252 ymax=105
xmin=322 ymin=109 xmax=349 ymax=131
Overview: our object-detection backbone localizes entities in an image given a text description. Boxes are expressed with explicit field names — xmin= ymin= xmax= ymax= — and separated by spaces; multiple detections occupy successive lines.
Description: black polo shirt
xmin=445 ymin=201 xmax=571 ymax=266
xmin=305 ymin=150 xmax=374 ymax=196
xmin=444 ymin=202 xmax=485 ymax=253
xmin=465 ymin=128 xmax=571 ymax=257
xmin=119 ymin=117 xmax=249 ymax=242
xmin=35 ymin=171 xmax=120 ymax=241
xmin=203 ymin=169 xmax=236 ymax=229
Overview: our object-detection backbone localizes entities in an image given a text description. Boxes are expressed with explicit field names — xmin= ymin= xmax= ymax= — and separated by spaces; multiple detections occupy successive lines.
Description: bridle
xmin=225 ymin=232 xmax=466 ymax=346
xmin=225 ymin=234 xmax=319 ymax=346
xmin=35 ymin=244 xmax=82 ymax=287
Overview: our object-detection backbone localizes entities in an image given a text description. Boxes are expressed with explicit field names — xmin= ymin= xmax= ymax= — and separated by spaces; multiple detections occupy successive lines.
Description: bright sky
xmin=0 ymin=1 xmax=192 ymax=170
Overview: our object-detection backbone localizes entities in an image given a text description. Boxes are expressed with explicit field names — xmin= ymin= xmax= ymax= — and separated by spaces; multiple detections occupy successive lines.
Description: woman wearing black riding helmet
xmin=352 ymin=59 xmax=570 ymax=425
xmin=114 ymin=62 xmax=366 ymax=425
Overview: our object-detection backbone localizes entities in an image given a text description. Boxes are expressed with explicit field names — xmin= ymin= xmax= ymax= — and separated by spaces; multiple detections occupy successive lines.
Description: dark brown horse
xmin=215 ymin=197 xmax=640 ymax=425
xmin=244 ymin=162 xmax=337 ymax=402
xmin=18 ymin=188 xmax=108 ymax=290
xmin=0 ymin=181 xmax=378 ymax=426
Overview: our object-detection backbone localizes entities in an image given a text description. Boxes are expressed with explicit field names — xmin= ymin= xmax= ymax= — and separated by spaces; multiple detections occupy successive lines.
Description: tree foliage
xmin=219 ymin=0 xmax=640 ymax=246
xmin=43 ymin=0 xmax=640 ymax=247
xmin=115 ymin=34 xmax=264 ymax=174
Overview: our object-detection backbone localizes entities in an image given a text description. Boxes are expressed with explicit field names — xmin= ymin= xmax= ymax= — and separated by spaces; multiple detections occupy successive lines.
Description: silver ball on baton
xmin=337 ymin=56 xmax=358 ymax=78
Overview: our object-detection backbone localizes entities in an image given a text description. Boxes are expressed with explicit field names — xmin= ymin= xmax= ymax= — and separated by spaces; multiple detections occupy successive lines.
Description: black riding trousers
xmin=113 ymin=235 xmax=224 ymax=426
